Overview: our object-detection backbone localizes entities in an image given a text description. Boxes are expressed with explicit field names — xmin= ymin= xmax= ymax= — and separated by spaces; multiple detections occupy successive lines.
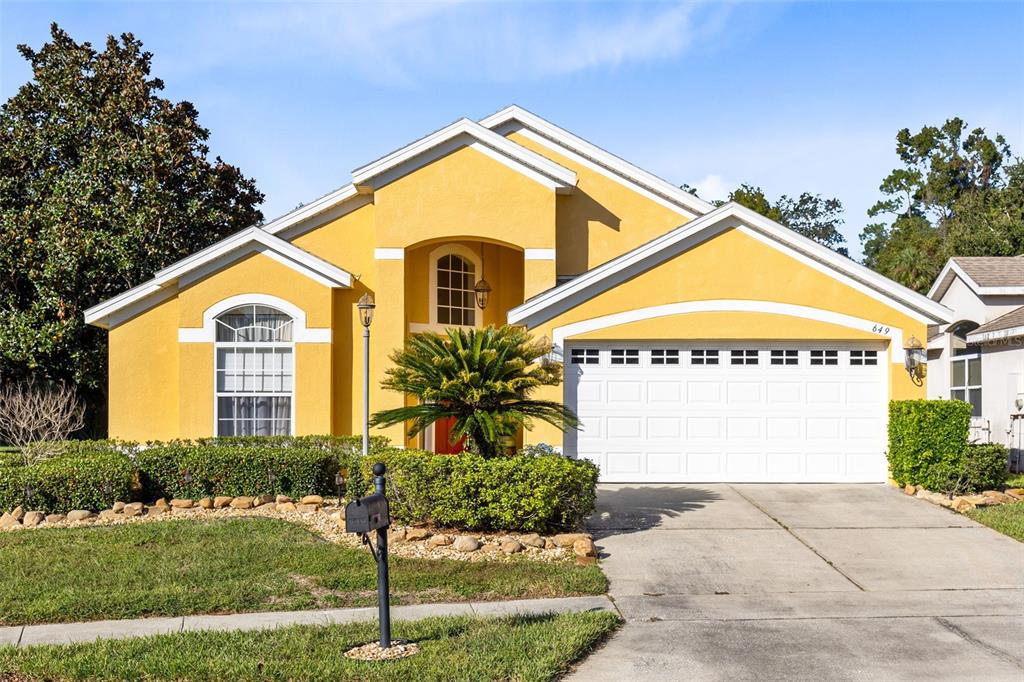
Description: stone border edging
xmin=889 ymin=480 xmax=1024 ymax=512
xmin=0 ymin=596 xmax=617 ymax=648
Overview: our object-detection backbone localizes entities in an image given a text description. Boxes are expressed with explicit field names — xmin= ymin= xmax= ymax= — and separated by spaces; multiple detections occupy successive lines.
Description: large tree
xmin=728 ymin=184 xmax=848 ymax=256
xmin=0 ymin=24 xmax=264 ymax=429
xmin=860 ymin=118 xmax=1023 ymax=292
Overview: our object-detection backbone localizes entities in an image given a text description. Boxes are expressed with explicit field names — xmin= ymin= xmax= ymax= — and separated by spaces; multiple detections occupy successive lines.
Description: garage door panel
xmin=566 ymin=342 xmax=887 ymax=483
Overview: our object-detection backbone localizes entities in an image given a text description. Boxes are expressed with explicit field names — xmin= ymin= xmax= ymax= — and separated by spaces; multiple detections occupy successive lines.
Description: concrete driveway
xmin=569 ymin=484 xmax=1024 ymax=681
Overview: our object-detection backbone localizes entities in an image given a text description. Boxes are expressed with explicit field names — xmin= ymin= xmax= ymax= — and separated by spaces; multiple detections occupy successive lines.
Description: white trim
xmin=968 ymin=324 xmax=1024 ymax=344
xmin=85 ymin=228 xmax=352 ymax=329
xmin=524 ymin=248 xmax=556 ymax=261
xmin=427 ymin=244 xmax=482 ymax=328
xmin=261 ymin=184 xmax=367 ymax=237
xmin=508 ymin=202 xmax=953 ymax=328
xmin=178 ymin=294 xmax=331 ymax=343
xmin=273 ymin=191 xmax=373 ymax=241
xmin=374 ymin=248 xmax=405 ymax=260
xmin=551 ymin=299 xmax=906 ymax=364
xmin=480 ymin=106 xmax=712 ymax=218
xmin=928 ymin=258 xmax=1024 ymax=300
xmin=352 ymin=118 xmax=576 ymax=193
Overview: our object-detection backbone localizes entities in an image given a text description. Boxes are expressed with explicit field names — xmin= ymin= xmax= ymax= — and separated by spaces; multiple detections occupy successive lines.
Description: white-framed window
xmin=214 ymin=304 xmax=294 ymax=436
xmin=570 ymin=348 xmax=600 ymax=365
xmin=650 ymin=349 xmax=680 ymax=365
xmin=610 ymin=349 xmax=640 ymax=365
xmin=850 ymin=350 xmax=878 ymax=366
xmin=436 ymin=253 xmax=476 ymax=327
xmin=810 ymin=350 xmax=838 ymax=366
xmin=731 ymin=349 xmax=758 ymax=365
xmin=691 ymin=349 xmax=719 ymax=365
xmin=770 ymin=349 xmax=799 ymax=366
xmin=951 ymin=354 xmax=982 ymax=417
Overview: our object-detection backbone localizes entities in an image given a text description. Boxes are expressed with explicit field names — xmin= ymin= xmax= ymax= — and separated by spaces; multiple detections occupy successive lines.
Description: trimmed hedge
xmin=364 ymin=449 xmax=599 ymax=533
xmin=134 ymin=444 xmax=337 ymax=501
xmin=0 ymin=447 xmax=134 ymax=514
xmin=888 ymin=400 xmax=1007 ymax=493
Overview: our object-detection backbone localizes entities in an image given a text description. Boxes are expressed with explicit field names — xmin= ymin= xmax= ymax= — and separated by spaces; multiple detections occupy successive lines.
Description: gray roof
xmin=930 ymin=256 xmax=1024 ymax=300
xmin=969 ymin=305 xmax=1024 ymax=339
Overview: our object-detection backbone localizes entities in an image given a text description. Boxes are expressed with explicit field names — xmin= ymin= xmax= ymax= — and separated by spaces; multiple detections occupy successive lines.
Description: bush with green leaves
xmin=363 ymin=449 xmax=599 ymax=532
xmin=888 ymin=400 xmax=1007 ymax=493
xmin=0 ymin=445 xmax=134 ymax=513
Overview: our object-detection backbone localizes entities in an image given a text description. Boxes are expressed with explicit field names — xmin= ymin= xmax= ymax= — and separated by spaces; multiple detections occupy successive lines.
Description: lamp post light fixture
xmin=357 ymin=293 xmax=376 ymax=457
xmin=903 ymin=335 xmax=926 ymax=381
xmin=473 ymin=278 xmax=492 ymax=311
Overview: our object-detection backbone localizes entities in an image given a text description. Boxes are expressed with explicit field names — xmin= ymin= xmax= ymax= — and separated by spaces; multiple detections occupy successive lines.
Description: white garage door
xmin=564 ymin=342 xmax=888 ymax=483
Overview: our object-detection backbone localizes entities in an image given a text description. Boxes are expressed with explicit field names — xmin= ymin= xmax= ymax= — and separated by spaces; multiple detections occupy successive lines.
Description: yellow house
xmin=85 ymin=106 xmax=952 ymax=483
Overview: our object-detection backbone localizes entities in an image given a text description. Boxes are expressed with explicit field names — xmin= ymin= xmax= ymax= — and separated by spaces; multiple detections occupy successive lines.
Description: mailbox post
xmin=344 ymin=462 xmax=392 ymax=648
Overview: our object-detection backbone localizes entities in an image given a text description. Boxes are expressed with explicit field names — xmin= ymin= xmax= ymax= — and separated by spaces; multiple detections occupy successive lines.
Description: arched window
xmin=436 ymin=253 xmax=476 ymax=326
xmin=214 ymin=304 xmax=294 ymax=436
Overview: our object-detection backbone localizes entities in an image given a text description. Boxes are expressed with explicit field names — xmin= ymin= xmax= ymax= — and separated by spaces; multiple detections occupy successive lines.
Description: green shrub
xmin=134 ymin=444 xmax=338 ymax=500
xmin=363 ymin=449 xmax=599 ymax=532
xmin=0 ymin=448 xmax=134 ymax=513
xmin=888 ymin=400 xmax=1008 ymax=493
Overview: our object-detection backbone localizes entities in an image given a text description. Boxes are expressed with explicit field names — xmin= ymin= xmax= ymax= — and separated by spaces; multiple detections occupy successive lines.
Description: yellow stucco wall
xmin=108 ymin=296 xmax=179 ymax=441
xmin=523 ymin=227 xmax=929 ymax=445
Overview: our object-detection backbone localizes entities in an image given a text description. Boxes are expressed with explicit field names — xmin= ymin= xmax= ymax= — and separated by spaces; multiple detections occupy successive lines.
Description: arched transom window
xmin=214 ymin=304 xmax=294 ymax=436
xmin=436 ymin=253 xmax=476 ymax=326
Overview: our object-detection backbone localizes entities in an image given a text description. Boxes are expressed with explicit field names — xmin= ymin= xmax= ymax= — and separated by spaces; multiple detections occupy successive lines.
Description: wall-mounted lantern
xmin=903 ymin=335 xmax=926 ymax=381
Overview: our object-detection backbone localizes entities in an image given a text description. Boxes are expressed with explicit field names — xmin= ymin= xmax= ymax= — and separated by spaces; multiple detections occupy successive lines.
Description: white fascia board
xmin=479 ymin=105 xmax=714 ymax=218
xmin=968 ymin=325 xmax=1024 ymax=344
xmin=927 ymin=260 xmax=961 ymax=299
xmin=261 ymin=184 xmax=362 ymax=236
xmin=351 ymin=118 xmax=576 ymax=192
xmin=508 ymin=202 xmax=953 ymax=328
xmin=926 ymin=259 xmax=1024 ymax=299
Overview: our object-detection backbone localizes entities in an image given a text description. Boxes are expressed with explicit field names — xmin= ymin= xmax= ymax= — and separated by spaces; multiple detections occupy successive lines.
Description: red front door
xmin=434 ymin=416 xmax=465 ymax=454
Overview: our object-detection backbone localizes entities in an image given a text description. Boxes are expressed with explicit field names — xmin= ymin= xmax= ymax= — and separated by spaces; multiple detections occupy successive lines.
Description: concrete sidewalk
xmin=0 ymin=595 xmax=616 ymax=648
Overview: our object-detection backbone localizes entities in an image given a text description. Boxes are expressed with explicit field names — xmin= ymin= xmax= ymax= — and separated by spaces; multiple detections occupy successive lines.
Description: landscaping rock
xmin=1005 ymin=488 xmax=1024 ymax=500
xmin=276 ymin=495 xmax=293 ymax=504
xmin=482 ymin=543 xmax=502 ymax=553
xmin=112 ymin=501 xmax=126 ymax=513
xmin=170 ymin=499 xmax=193 ymax=509
xmin=886 ymin=478 xmax=901 ymax=488
xmin=573 ymin=538 xmax=597 ymax=558
xmin=553 ymin=533 xmax=591 ymax=548
xmin=982 ymin=490 xmax=1015 ymax=504
xmin=123 ymin=503 xmax=144 ymax=517
xmin=45 ymin=514 xmax=65 ymax=524
xmin=453 ymin=535 xmax=481 ymax=553
xmin=500 ymin=540 xmax=524 ymax=555
xmin=295 ymin=503 xmax=318 ymax=513
xmin=405 ymin=527 xmax=432 ymax=541
xmin=22 ymin=511 xmax=44 ymax=527
xmin=389 ymin=528 xmax=407 ymax=542
xmin=951 ymin=497 xmax=976 ymax=513
xmin=99 ymin=510 xmax=119 ymax=521
xmin=214 ymin=496 xmax=233 ymax=508
xmin=427 ymin=534 xmax=453 ymax=547
xmin=145 ymin=506 xmax=166 ymax=517
xmin=300 ymin=495 xmax=324 ymax=506
xmin=0 ymin=513 xmax=19 ymax=529
xmin=963 ymin=494 xmax=993 ymax=506
xmin=253 ymin=494 xmax=274 ymax=507
xmin=519 ymin=533 xmax=545 ymax=549
xmin=198 ymin=497 xmax=214 ymax=509
xmin=544 ymin=538 xmax=557 ymax=550
xmin=67 ymin=510 xmax=94 ymax=522
xmin=230 ymin=497 xmax=254 ymax=510
xmin=576 ymin=556 xmax=598 ymax=566
xmin=153 ymin=498 xmax=170 ymax=509
xmin=904 ymin=484 xmax=917 ymax=496
xmin=11 ymin=506 xmax=25 ymax=521
xmin=277 ymin=502 xmax=297 ymax=512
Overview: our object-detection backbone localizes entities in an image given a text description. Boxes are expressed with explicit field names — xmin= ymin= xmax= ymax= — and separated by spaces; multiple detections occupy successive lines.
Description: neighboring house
xmin=927 ymin=257 xmax=1024 ymax=469
xmin=85 ymin=106 xmax=952 ymax=483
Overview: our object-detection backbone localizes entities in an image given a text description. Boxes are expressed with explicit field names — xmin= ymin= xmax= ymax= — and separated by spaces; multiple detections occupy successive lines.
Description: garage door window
xmin=810 ymin=350 xmax=838 ymax=366
xmin=731 ymin=349 xmax=759 ymax=365
xmin=850 ymin=350 xmax=878 ymax=366
xmin=951 ymin=355 xmax=982 ymax=416
xmin=610 ymin=349 xmax=639 ymax=365
xmin=770 ymin=349 xmax=799 ymax=365
xmin=570 ymin=348 xmax=599 ymax=365
xmin=691 ymin=349 xmax=719 ymax=365
xmin=651 ymin=349 xmax=680 ymax=365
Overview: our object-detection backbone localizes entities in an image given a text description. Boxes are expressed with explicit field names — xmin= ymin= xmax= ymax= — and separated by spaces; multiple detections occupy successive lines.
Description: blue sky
xmin=2 ymin=1 xmax=1022 ymax=259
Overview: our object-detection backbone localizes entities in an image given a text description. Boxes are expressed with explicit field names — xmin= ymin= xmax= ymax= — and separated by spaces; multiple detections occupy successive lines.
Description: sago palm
xmin=369 ymin=325 xmax=578 ymax=458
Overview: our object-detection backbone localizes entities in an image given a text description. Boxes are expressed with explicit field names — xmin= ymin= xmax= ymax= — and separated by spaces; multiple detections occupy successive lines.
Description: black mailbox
xmin=345 ymin=493 xmax=390 ymax=534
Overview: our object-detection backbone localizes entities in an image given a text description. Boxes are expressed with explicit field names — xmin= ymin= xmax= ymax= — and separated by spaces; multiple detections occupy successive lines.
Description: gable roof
xmin=351 ymin=117 xmax=577 ymax=194
xmin=480 ymin=105 xmax=714 ymax=219
xmin=967 ymin=305 xmax=1024 ymax=343
xmin=84 ymin=227 xmax=352 ymax=329
xmin=508 ymin=202 xmax=953 ymax=328
xmin=928 ymin=256 xmax=1024 ymax=300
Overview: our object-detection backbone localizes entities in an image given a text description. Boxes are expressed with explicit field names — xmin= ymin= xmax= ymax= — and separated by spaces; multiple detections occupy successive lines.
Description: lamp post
xmin=357 ymin=293 xmax=376 ymax=457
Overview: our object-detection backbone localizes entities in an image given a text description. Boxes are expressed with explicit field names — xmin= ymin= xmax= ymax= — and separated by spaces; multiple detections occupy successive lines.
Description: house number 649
xmin=871 ymin=324 xmax=890 ymax=334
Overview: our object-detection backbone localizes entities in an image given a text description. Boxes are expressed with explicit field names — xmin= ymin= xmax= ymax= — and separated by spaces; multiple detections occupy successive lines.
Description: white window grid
xmin=610 ymin=349 xmax=640 ymax=365
xmin=770 ymin=349 xmax=799 ymax=366
xmin=691 ymin=349 xmax=719 ymax=366
xmin=950 ymin=354 xmax=982 ymax=417
xmin=850 ymin=350 xmax=878 ymax=366
xmin=570 ymin=348 xmax=600 ymax=365
xmin=650 ymin=349 xmax=680 ymax=365
xmin=731 ymin=349 xmax=759 ymax=365
xmin=436 ymin=254 xmax=476 ymax=326
xmin=810 ymin=350 xmax=839 ymax=366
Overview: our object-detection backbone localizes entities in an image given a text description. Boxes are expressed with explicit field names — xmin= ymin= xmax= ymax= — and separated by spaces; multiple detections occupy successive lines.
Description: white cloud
xmin=692 ymin=173 xmax=734 ymax=203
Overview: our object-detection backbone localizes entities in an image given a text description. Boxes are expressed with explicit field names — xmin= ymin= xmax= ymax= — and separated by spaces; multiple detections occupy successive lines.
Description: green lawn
xmin=0 ymin=517 xmax=606 ymax=625
xmin=0 ymin=612 xmax=619 ymax=682
xmin=966 ymin=502 xmax=1024 ymax=542
xmin=1005 ymin=473 xmax=1024 ymax=489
